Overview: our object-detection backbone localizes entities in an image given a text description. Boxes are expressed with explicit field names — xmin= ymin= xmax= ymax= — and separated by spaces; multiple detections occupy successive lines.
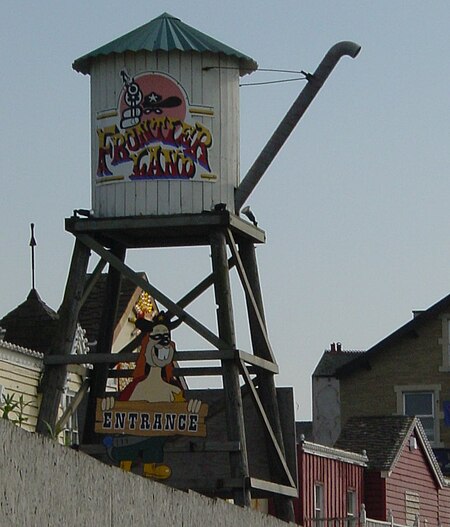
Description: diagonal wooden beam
xmin=80 ymin=258 xmax=107 ymax=307
xmin=239 ymin=361 xmax=296 ymax=489
xmin=56 ymin=378 xmax=90 ymax=431
xmin=76 ymin=233 xmax=228 ymax=350
xmin=176 ymin=256 xmax=236 ymax=309
xmin=226 ymin=229 xmax=276 ymax=364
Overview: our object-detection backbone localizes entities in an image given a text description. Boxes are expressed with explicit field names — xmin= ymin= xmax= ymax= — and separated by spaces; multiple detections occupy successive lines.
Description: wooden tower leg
xmin=210 ymin=231 xmax=251 ymax=507
xmin=83 ymin=244 xmax=126 ymax=444
xmin=239 ymin=240 xmax=295 ymax=522
xmin=36 ymin=239 xmax=91 ymax=435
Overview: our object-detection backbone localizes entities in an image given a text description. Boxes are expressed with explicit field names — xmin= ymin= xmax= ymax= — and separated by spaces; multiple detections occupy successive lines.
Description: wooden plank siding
xmin=0 ymin=354 xmax=83 ymax=440
xmin=0 ymin=359 xmax=41 ymax=431
xmin=90 ymin=50 xmax=241 ymax=218
xmin=296 ymin=444 xmax=366 ymax=527
xmin=385 ymin=439 xmax=440 ymax=527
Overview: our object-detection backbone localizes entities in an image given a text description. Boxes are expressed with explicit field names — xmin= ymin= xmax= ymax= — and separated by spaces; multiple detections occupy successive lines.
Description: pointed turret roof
xmin=0 ymin=289 xmax=58 ymax=354
xmin=73 ymin=12 xmax=257 ymax=76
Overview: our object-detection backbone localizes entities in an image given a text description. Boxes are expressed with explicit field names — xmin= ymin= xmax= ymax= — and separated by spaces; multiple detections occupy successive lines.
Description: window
xmin=405 ymin=491 xmax=420 ymax=526
xmin=314 ymin=483 xmax=324 ymax=527
xmin=61 ymin=392 xmax=79 ymax=446
xmin=347 ymin=490 xmax=357 ymax=527
xmin=403 ymin=392 xmax=434 ymax=442
xmin=395 ymin=384 xmax=442 ymax=446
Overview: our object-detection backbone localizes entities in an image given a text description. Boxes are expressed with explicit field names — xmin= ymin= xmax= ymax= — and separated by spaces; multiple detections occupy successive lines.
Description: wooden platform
xmin=66 ymin=210 xmax=266 ymax=248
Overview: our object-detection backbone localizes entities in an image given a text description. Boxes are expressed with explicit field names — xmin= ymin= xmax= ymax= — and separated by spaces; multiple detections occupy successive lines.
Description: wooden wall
xmin=90 ymin=50 xmax=241 ymax=217
xmin=0 ymin=358 xmax=41 ymax=431
xmin=385 ymin=434 xmax=440 ymax=526
xmin=297 ymin=446 xmax=365 ymax=526
xmin=0 ymin=349 xmax=83 ymax=442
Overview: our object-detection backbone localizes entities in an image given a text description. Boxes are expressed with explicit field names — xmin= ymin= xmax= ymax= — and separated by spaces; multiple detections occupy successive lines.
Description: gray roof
xmin=0 ymin=289 xmax=58 ymax=354
xmin=337 ymin=292 xmax=450 ymax=377
xmin=73 ymin=13 xmax=257 ymax=76
xmin=335 ymin=415 xmax=419 ymax=472
xmin=313 ymin=350 xmax=364 ymax=377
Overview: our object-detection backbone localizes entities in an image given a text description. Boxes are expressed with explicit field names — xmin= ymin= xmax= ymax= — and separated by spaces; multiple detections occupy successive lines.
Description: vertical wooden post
xmin=36 ymin=239 xmax=91 ymax=435
xmin=83 ymin=243 xmax=126 ymax=444
xmin=210 ymin=230 xmax=251 ymax=507
xmin=238 ymin=239 xmax=295 ymax=522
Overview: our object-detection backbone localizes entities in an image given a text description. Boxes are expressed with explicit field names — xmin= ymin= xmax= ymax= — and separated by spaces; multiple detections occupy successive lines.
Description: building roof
xmin=0 ymin=274 xmax=146 ymax=353
xmin=0 ymin=289 xmax=58 ymax=354
xmin=300 ymin=439 xmax=368 ymax=467
xmin=313 ymin=349 xmax=364 ymax=377
xmin=78 ymin=273 xmax=144 ymax=344
xmin=73 ymin=12 xmax=258 ymax=76
xmin=336 ymin=292 xmax=450 ymax=377
xmin=335 ymin=415 xmax=445 ymax=485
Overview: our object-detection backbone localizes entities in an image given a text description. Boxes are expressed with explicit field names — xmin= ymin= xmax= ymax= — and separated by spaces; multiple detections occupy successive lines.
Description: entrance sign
xmin=95 ymin=400 xmax=207 ymax=437
xmin=95 ymin=312 xmax=208 ymax=480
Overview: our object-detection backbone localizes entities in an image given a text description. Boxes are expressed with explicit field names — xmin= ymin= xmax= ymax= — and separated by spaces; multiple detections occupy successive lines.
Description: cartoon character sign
xmin=97 ymin=312 xmax=207 ymax=480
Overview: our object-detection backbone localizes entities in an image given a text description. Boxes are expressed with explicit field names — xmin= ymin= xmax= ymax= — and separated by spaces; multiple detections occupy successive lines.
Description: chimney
xmin=337 ymin=342 xmax=342 ymax=352
xmin=330 ymin=342 xmax=336 ymax=353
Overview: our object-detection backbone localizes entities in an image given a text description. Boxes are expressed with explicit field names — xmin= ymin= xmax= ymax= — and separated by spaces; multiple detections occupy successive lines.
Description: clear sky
xmin=1 ymin=1 xmax=449 ymax=420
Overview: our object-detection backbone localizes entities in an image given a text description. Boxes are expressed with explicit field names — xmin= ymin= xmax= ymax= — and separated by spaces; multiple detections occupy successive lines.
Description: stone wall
xmin=0 ymin=419 xmax=296 ymax=526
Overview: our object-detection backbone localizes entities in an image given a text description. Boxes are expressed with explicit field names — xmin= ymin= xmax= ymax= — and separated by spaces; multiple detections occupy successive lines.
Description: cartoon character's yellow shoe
xmin=120 ymin=460 xmax=132 ymax=472
xmin=143 ymin=463 xmax=172 ymax=480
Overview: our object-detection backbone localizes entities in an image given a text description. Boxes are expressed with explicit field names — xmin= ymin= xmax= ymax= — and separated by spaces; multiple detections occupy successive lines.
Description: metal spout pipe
xmin=235 ymin=41 xmax=361 ymax=211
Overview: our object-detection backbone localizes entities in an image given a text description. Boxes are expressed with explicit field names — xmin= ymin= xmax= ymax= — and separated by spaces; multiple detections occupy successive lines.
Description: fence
xmin=305 ymin=505 xmax=426 ymax=527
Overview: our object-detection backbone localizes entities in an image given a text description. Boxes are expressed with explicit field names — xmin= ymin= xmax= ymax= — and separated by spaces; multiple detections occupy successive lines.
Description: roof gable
xmin=335 ymin=416 xmax=445 ymax=486
xmin=337 ymin=292 xmax=450 ymax=377
xmin=73 ymin=13 xmax=257 ymax=76
xmin=313 ymin=350 xmax=364 ymax=377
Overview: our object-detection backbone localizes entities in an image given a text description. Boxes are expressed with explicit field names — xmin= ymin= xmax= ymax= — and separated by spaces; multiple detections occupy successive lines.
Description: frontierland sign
xmin=96 ymin=70 xmax=214 ymax=182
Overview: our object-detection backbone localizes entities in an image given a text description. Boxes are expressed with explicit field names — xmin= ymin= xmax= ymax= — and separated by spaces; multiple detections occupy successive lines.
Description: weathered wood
xmin=239 ymin=239 xmax=296 ymax=522
xmin=249 ymin=478 xmax=298 ymax=498
xmin=210 ymin=230 xmax=251 ymax=506
xmin=65 ymin=211 xmax=266 ymax=248
xmin=226 ymin=229 xmax=276 ymax=363
xmin=44 ymin=349 xmax=234 ymax=365
xmin=80 ymin=257 xmax=107 ymax=307
xmin=238 ymin=350 xmax=278 ymax=374
xmin=36 ymin=239 xmax=91 ymax=435
xmin=176 ymin=256 xmax=236 ymax=309
xmin=239 ymin=362 xmax=296 ymax=489
xmin=164 ymin=441 xmax=240 ymax=453
xmin=55 ymin=378 xmax=90 ymax=431
xmin=75 ymin=233 xmax=228 ymax=350
xmin=83 ymin=243 xmax=126 ymax=443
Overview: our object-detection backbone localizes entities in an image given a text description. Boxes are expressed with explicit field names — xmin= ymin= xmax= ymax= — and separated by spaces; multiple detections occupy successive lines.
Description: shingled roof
xmin=0 ymin=289 xmax=58 ymax=354
xmin=73 ymin=12 xmax=257 ymax=76
xmin=313 ymin=349 xmax=364 ymax=377
xmin=78 ymin=273 xmax=144 ymax=344
xmin=336 ymin=415 xmax=446 ymax=486
xmin=0 ymin=274 xmax=146 ymax=353
xmin=336 ymin=292 xmax=450 ymax=377
xmin=335 ymin=415 xmax=416 ymax=471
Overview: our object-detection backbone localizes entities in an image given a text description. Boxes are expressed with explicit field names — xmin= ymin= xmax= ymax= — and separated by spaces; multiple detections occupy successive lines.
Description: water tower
xmin=37 ymin=13 xmax=360 ymax=522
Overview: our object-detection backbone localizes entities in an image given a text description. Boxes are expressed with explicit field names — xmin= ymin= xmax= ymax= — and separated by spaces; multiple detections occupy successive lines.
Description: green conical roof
xmin=73 ymin=13 xmax=257 ymax=76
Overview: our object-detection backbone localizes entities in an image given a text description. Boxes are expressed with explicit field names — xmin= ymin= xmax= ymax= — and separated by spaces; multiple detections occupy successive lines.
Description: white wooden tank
xmin=73 ymin=13 xmax=257 ymax=218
